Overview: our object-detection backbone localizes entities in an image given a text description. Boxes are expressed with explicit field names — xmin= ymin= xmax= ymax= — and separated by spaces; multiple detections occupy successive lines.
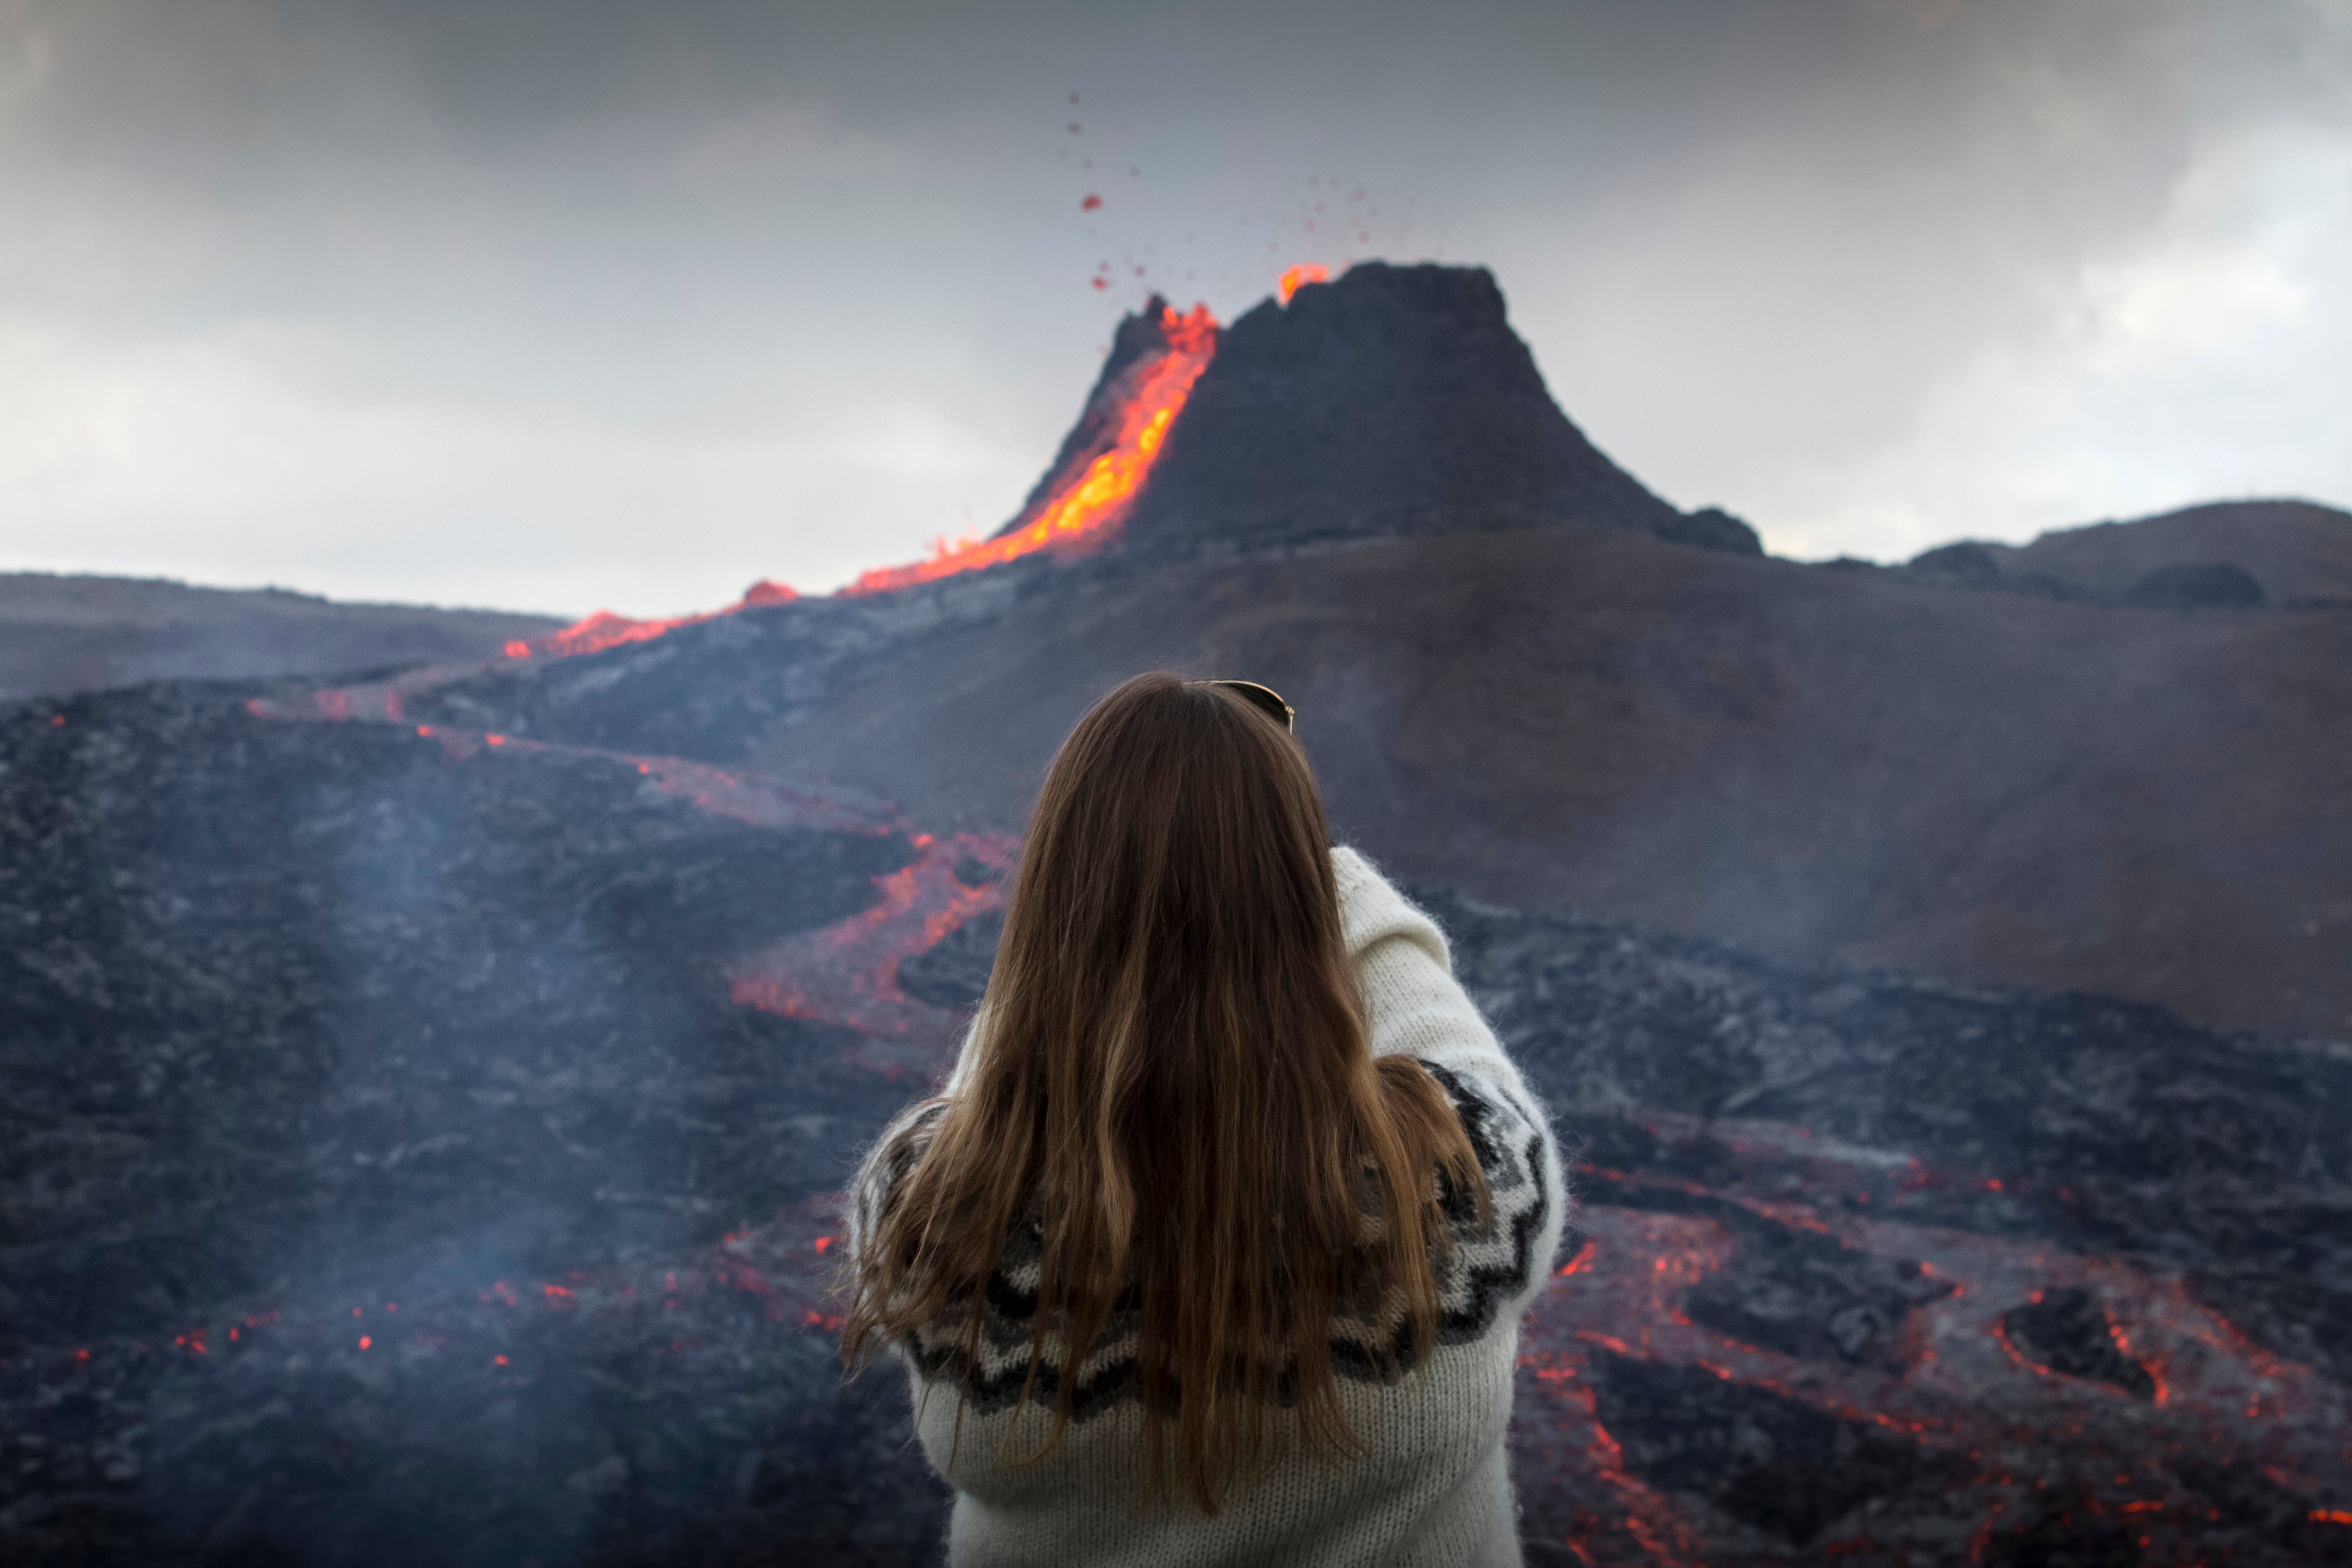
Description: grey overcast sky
xmin=3 ymin=0 xmax=2347 ymax=617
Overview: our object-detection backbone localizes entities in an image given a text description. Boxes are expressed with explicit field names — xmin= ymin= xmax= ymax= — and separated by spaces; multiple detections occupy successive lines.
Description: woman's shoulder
xmin=1415 ymin=1054 xmax=1567 ymax=1347
xmin=1418 ymin=1057 xmax=1550 ymax=1189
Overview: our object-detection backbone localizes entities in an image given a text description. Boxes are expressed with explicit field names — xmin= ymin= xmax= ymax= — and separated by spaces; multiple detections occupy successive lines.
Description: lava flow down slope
xmin=4 ymin=262 xmax=2351 ymax=1567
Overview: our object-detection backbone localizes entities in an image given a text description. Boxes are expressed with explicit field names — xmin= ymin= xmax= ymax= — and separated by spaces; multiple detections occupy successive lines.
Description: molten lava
xmin=732 ymin=830 xmax=1016 ymax=1047
xmin=470 ymin=284 xmax=1267 ymax=657
xmin=509 ymin=579 xmax=800 ymax=661
xmin=841 ymin=301 xmax=1218 ymax=595
xmin=1511 ymin=1150 xmax=2351 ymax=1566
xmin=1278 ymin=262 xmax=1328 ymax=303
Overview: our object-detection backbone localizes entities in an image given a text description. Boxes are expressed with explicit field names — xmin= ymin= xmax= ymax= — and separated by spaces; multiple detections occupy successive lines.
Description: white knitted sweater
xmin=848 ymin=846 xmax=1568 ymax=1567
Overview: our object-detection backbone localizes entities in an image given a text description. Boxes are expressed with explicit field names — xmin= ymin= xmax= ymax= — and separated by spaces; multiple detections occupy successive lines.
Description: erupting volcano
xmin=504 ymin=294 xmax=1221 ymax=662
xmin=843 ymin=299 xmax=1218 ymax=594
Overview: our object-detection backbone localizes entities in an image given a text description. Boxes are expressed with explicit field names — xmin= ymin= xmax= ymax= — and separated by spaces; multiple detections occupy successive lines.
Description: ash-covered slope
xmin=0 ymin=573 xmax=565 ymax=702
xmin=1979 ymin=498 xmax=2352 ymax=606
xmin=377 ymin=270 xmax=2352 ymax=1043
xmin=744 ymin=525 xmax=2352 ymax=1041
xmin=1119 ymin=264 xmax=1740 ymax=555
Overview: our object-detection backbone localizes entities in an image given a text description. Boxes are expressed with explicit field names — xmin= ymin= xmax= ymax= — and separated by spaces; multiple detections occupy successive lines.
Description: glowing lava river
xmin=174 ymin=678 xmax=2350 ymax=1566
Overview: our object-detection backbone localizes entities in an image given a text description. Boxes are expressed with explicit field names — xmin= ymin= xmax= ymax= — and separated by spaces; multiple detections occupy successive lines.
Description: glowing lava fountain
xmin=500 ymin=295 xmax=1220 ymax=656
xmin=842 ymin=300 xmax=1219 ymax=595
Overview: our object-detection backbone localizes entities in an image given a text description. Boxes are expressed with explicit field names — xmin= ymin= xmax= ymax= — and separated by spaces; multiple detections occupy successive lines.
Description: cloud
xmin=1749 ymin=122 xmax=2352 ymax=560
xmin=0 ymin=0 xmax=2345 ymax=609
xmin=1495 ymin=0 xmax=2352 ymax=558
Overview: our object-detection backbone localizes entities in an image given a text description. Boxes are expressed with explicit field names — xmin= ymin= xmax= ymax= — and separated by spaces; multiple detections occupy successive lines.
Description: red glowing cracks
xmin=732 ymin=831 xmax=1016 ymax=1035
xmin=841 ymin=303 xmax=1218 ymax=595
xmin=1277 ymin=262 xmax=1328 ymax=304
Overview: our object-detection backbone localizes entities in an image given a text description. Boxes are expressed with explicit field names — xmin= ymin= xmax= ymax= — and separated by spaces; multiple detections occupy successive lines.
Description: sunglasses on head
xmin=1205 ymin=679 xmax=1295 ymax=732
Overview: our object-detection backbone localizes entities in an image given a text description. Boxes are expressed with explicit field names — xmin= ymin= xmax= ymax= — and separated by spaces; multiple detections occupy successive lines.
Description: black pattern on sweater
xmin=856 ymin=1058 xmax=1555 ymax=1422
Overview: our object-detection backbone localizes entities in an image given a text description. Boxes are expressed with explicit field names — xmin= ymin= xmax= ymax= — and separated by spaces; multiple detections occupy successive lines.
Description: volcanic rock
xmin=393 ymin=516 xmax=2352 ymax=1039
xmin=1986 ymin=498 xmax=2352 ymax=605
xmin=1999 ymin=1287 xmax=2157 ymax=1399
xmin=2172 ymin=1457 xmax=2351 ymax=1558
xmin=0 ymin=574 xmax=564 ymax=704
xmin=2124 ymin=560 xmax=2267 ymax=609
xmin=402 ymin=556 xmax=1079 ymax=764
xmin=705 ymin=522 xmax=2352 ymax=1040
xmin=1902 ymin=540 xmax=2086 ymax=603
xmin=1582 ymin=1350 xmax=1958 ymax=1546
xmin=8 ymin=675 xmax=2352 ymax=1564
xmin=1907 ymin=540 xmax=2004 ymax=584
xmin=1117 ymin=263 xmax=1685 ymax=555
xmin=1975 ymin=1481 xmax=2145 ymax=1568
xmin=0 ymin=684 xmax=956 ymax=1564
xmin=1671 ymin=1206 xmax=1950 ymax=1374
xmin=1659 ymin=504 xmax=1764 ymax=556
xmin=894 ymin=908 xmax=1004 ymax=1011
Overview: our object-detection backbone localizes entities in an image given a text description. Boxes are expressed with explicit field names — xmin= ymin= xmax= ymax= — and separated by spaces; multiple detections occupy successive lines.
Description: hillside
xmin=0 ymin=573 xmax=567 ymax=701
xmin=735 ymin=521 xmax=2351 ymax=1041
xmin=1984 ymin=498 xmax=2352 ymax=604
xmin=389 ymin=341 xmax=2351 ymax=1047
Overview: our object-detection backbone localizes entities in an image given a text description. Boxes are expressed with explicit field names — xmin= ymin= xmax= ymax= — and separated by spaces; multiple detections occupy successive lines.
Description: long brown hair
xmin=839 ymin=671 xmax=1487 ymax=1513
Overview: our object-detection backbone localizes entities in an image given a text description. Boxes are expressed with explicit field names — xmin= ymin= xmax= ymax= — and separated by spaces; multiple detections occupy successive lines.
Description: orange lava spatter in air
xmin=1277 ymin=262 xmax=1328 ymax=304
xmin=840 ymin=301 xmax=1219 ymax=596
